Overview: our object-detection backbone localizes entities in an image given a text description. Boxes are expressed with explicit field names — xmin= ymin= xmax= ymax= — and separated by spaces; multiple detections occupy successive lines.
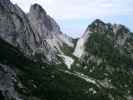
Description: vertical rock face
xmin=0 ymin=0 xmax=37 ymax=56
xmin=73 ymin=29 xmax=91 ymax=58
xmin=28 ymin=3 xmax=60 ymax=40
xmin=28 ymin=3 xmax=74 ymax=63
xmin=27 ymin=4 xmax=62 ymax=62
xmin=0 ymin=0 xmax=74 ymax=63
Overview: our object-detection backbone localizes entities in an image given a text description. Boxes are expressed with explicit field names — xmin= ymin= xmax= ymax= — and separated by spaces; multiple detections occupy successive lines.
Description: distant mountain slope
xmin=72 ymin=19 xmax=133 ymax=100
xmin=74 ymin=19 xmax=133 ymax=58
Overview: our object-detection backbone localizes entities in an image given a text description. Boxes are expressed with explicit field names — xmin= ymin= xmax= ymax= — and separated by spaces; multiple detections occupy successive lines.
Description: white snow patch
xmin=58 ymin=54 xmax=74 ymax=69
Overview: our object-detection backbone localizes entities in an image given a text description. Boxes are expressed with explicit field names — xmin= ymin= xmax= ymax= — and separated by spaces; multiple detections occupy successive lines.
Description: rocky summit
xmin=0 ymin=0 xmax=133 ymax=100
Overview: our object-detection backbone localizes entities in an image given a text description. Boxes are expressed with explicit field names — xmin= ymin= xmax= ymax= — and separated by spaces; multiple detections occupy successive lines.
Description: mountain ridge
xmin=0 ymin=0 xmax=133 ymax=100
xmin=0 ymin=0 xmax=75 ymax=65
xmin=73 ymin=19 xmax=132 ymax=58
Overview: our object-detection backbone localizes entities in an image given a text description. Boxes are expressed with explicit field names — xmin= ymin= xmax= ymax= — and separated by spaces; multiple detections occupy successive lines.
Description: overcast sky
xmin=11 ymin=0 xmax=133 ymax=38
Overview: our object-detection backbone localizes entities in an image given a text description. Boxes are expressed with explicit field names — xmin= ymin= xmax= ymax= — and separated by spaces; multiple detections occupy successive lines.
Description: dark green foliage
xmin=72 ymin=32 xmax=133 ymax=99
xmin=0 ymin=30 xmax=133 ymax=99
xmin=61 ymin=43 xmax=74 ymax=57
xmin=86 ymin=32 xmax=133 ymax=67
xmin=0 ymin=37 xmax=110 ymax=100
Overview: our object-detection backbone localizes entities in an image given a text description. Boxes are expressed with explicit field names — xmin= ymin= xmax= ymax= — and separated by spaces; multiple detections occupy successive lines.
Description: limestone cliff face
xmin=28 ymin=3 xmax=61 ymax=40
xmin=28 ymin=4 xmax=74 ymax=63
xmin=0 ymin=0 xmax=37 ymax=55
xmin=0 ymin=0 xmax=74 ymax=63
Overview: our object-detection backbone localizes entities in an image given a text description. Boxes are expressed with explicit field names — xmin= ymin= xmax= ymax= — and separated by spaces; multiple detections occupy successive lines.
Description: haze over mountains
xmin=0 ymin=0 xmax=133 ymax=100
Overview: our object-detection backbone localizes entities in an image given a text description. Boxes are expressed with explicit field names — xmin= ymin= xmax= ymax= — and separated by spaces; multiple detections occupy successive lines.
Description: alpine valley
xmin=0 ymin=0 xmax=133 ymax=100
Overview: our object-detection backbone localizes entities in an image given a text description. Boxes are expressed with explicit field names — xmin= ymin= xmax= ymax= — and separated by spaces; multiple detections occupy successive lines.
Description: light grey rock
xmin=0 ymin=0 xmax=37 ymax=56
xmin=28 ymin=3 xmax=74 ymax=63
xmin=0 ymin=64 xmax=23 ymax=100
xmin=0 ymin=0 xmax=74 ymax=63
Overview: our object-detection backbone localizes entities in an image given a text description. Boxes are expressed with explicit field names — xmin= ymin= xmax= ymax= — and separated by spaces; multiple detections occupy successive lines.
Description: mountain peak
xmin=74 ymin=19 xmax=132 ymax=58
xmin=92 ymin=19 xmax=105 ymax=25
xmin=84 ymin=19 xmax=107 ymax=34
xmin=28 ymin=3 xmax=54 ymax=32
xmin=88 ymin=19 xmax=110 ymax=33
xmin=88 ymin=19 xmax=130 ymax=34
xmin=30 ymin=3 xmax=47 ymax=16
